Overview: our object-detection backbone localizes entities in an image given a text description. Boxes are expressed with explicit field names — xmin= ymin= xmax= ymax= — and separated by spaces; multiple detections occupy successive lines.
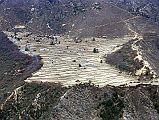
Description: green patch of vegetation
xmin=1 ymin=83 xmax=67 ymax=120
xmin=149 ymin=87 xmax=159 ymax=114
xmin=98 ymin=92 xmax=124 ymax=120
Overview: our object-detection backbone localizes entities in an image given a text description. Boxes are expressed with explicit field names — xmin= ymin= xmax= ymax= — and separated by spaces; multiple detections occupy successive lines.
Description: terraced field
xmin=5 ymin=32 xmax=159 ymax=87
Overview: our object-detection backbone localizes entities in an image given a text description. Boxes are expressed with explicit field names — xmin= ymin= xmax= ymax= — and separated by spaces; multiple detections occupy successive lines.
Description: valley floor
xmin=4 ymin=32 xmax=159 ymax=87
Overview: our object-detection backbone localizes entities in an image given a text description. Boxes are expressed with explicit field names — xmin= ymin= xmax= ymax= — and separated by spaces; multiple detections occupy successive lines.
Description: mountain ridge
xmin=1 ymin=0 xmax=159 ymax=38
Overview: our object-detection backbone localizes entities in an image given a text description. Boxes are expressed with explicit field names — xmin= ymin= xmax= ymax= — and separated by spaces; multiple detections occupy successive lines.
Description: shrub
xmin=93 ymin=48 xmax=99 ymax=53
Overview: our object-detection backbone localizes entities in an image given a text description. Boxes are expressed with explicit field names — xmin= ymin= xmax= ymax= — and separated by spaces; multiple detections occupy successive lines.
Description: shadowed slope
xmin=0 ymin=31 xmax=42 ymax=105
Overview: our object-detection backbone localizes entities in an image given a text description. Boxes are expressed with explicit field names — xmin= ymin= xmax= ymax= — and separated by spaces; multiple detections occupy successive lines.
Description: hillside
xmin=1 ymin=83 xmax=159 ymax=120
xmin=1 ymin=1 xmax=159 ymax=120
xmin=0 ymin=31 xmax=42 ymax=105
xmin=107 ymin=0 xmax=159 ymax=22
xmin=0 ymin=0 xmax=159 ymax=38
xmin=106 ymin=32 xmax=159 ymax=80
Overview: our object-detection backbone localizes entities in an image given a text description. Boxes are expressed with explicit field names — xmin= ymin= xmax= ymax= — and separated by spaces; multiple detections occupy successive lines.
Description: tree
xmin=93 ymin=48 xmax=99 ymax=53
xmin=92 ymin=37 xmax=96 ymax=41
xmin=79 ymin=64 xmax=82 ymax=67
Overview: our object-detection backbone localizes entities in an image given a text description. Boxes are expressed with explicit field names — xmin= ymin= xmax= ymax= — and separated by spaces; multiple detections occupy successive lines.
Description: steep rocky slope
xmin=108 ymin=0 xmax=159 ymax=22
xmin=1 ymin=0 xmax=159 ymax=38
xmin=0 ymin=31 xmax=42 ymax=105
xmin=1 ymin=83 xmax=159 ymax=120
